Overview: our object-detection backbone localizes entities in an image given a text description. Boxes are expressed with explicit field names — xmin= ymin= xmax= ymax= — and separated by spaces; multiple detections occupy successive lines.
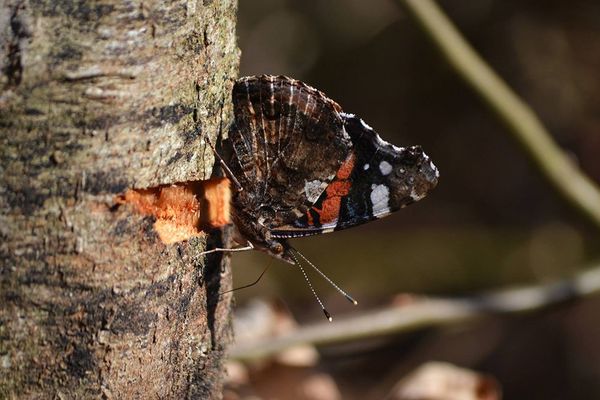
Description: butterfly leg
xmin=202 ymin=132 xmax=243 ymax=192
xmin=200 ymin=241 xmax=254 ymax=256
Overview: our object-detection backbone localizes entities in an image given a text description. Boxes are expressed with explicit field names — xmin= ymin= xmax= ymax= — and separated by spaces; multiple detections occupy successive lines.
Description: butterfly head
xmin=256 ymin=239 xmax=296 ymax=265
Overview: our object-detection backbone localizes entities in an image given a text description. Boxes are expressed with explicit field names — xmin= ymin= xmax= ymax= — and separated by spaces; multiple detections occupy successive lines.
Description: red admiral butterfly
xmin=213 ymin=75 xmax=439 ymax=318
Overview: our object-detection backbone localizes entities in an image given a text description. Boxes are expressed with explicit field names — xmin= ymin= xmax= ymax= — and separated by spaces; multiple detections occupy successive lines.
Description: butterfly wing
xmin=226 ymin=75 xmax=353 ymax=226
xmin=271 ymin=113 xmax=439 ymax=238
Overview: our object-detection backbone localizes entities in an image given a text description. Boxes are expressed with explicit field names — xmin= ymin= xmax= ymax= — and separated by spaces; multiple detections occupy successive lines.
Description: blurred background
xmin=226 ymin=1 xmax=600 ymax=399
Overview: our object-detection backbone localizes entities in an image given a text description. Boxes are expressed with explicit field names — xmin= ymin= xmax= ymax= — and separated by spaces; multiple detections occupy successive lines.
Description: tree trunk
xmin=0 ymin=0 xmax=239 ymax=398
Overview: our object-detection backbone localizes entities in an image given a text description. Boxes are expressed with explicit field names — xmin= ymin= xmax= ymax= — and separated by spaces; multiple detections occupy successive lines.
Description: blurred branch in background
xmin=230 ymin=263 xmax=600 ymax=361
xmin=396 ymin=0 xmax=600 ymax=230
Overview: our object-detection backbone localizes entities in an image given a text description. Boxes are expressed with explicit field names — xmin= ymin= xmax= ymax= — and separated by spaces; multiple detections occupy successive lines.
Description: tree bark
xmin=0 ymin=0 xmax=239 ymax=398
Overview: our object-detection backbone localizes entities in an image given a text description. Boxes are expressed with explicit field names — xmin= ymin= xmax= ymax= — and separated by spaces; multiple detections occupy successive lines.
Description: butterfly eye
xmin=270 ymin=242 xmax=284 ymax=254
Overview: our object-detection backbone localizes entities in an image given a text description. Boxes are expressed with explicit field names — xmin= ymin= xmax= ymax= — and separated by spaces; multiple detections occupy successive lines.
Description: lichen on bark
xmin=0 ymin=0 xmax=240 ymax=398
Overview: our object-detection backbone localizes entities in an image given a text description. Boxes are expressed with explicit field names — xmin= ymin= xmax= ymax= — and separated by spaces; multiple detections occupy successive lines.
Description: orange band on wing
xmin=309 ymin=152 xmax=355 ymax=225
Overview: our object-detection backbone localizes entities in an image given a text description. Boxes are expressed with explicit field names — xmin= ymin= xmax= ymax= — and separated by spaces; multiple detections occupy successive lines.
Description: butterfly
xmin=212 ymin=75 xmax=438 ymax=318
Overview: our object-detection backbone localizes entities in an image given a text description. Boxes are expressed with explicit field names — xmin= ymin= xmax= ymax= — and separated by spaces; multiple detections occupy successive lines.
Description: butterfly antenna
xmin=292 ymin=248 xmax=358 ymax=306
xmin=219 ymin=260 xmax=272 ymax=296
xmin=289 ymin=250 xmax=333 ymax=321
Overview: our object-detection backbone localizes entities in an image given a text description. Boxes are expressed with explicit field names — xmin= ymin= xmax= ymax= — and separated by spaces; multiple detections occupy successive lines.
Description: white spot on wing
xmin=370 ymin=184 xmax=390 ymax=216
xmin=304 ymin=179 xmax=324 ymax=203
xmin=379 ymin=160 xmax=392 ymax=175
xmin=363 ymin=163 xmax=370 ymax=171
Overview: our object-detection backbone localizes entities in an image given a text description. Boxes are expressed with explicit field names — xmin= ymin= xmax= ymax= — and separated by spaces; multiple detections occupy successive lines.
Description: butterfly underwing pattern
xmin=221 ymin=75 xmax=439 ymax=265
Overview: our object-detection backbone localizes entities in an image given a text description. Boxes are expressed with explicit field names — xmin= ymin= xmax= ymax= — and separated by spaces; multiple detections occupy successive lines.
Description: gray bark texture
xmin=0 ymin=0 xmax=240 ymax=398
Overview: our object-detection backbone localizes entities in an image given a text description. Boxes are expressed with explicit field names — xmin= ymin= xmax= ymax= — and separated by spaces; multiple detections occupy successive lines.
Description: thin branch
xmin=229 ymin=264 xmax=600 ymax=361
xmin=395 ymin=0 xmax=600 ymax=230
